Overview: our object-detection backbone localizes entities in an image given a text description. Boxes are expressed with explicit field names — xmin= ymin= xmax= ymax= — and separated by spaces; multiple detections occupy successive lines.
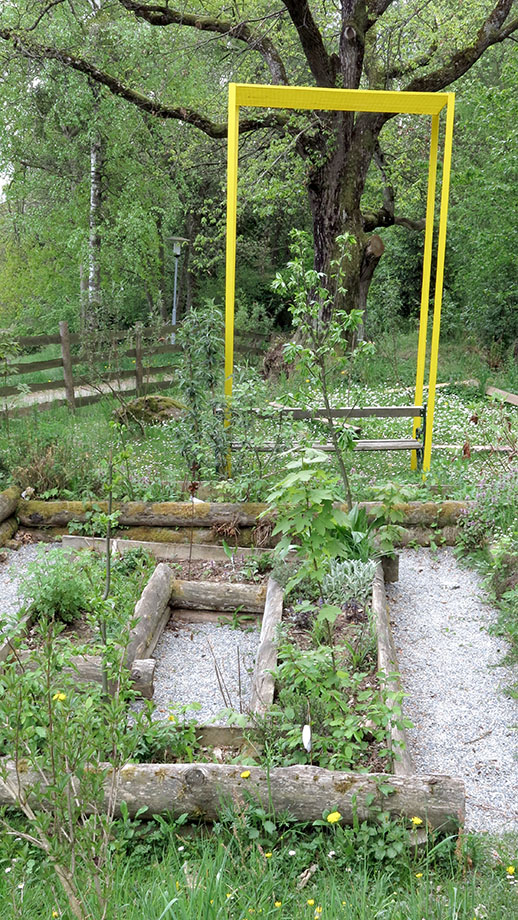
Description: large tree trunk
xmin=305 ymin=111 xmax=387 ymax=327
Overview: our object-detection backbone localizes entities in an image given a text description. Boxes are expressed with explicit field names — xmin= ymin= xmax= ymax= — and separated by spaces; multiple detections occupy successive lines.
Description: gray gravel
xmin=0 ymin=543 xmax=50 ymax=631
xmin=388 ymin=547 xmax=518 ymax=834
xmin=151 ymin=620 xmax=260 ymax=724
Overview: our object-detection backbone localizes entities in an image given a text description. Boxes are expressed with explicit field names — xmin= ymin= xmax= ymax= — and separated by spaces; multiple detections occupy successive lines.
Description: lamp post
xmin=169 ymin=236 xmax=189 ymax=343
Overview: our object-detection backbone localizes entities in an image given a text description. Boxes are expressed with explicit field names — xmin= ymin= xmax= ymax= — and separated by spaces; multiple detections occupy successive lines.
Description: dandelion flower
xmin=275 ymin=901 xmax=282 ymax=908
xmin=240 ymin=770 xmax=251 ymax=779
xmin=507 ymin=866 xmax=515 ymax=875
xmin=326 ymin=811 xmax=341 ymax=824
xmin=52 ymin=692 xmax=66 ymax=702
xmin=411 ymin=816 xmax=423 ymax=826
xmin=265 ymin=852 xmax=272 ymax=858
xmin=307 ymin=899 xmax=315 ymax=906
xmin=415 ymin=872 xmax=423 ymax=878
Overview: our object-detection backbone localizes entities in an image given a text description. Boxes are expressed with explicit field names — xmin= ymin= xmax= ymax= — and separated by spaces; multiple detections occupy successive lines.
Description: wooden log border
xmin=0 ymin=761 xmax=464 ymax=831
xmin=372 ymin=564 xmax=413 ymax=777
xmin=17 ymin=499 xmax=472 ymax=530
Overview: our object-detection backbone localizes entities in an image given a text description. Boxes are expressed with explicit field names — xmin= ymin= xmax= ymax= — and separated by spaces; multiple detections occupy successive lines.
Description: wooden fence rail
xmin=0 ymin=321 xmax=267 ymax=417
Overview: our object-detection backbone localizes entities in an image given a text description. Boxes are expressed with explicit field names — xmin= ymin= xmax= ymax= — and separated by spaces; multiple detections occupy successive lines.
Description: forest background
xmin=0 ymin=1 xmax=516 ymax=356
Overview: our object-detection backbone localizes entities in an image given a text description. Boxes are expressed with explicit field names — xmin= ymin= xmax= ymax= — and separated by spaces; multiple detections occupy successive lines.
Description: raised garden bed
xmin=0 ymin=540 xmax=466 ymax=831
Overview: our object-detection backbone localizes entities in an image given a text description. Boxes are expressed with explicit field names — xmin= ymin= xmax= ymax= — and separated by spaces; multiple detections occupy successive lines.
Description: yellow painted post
xmin=411 ymin=114 xmax=440 ymax=470
xmin=423 ymin=94 xmax=455 ymax=471
xmin=224 ymin=83 xmax=239 ymax=414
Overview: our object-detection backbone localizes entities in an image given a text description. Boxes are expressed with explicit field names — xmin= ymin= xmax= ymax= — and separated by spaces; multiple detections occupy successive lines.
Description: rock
xmin=113 ymin=395 xmax=187 ymax=425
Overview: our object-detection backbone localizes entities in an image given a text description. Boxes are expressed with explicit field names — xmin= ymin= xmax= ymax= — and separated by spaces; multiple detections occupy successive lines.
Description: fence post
xmin=135 ymin=329 xmax=144 ymax=397
xmin=59 ymin=321 xmax=76 ymax=411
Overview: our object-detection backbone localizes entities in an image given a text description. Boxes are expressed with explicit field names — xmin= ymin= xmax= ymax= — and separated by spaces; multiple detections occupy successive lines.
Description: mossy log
xmin=0 ymin=762 xmax=464 ymax=830
xmin=17 ymin=499 xmax=471 ymax=531
xmin=0 ymin=486 xmax=20 ymax=524
xmin=17 ymin=500 xmax=268 ymax=529
xmin=0 ymin=516 xmax=18 ymax=547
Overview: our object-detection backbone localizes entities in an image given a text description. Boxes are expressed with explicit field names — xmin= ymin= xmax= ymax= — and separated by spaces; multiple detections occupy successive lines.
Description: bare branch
xmin=0 ymin=27 xmax=288 ymax=138
xmin=386 ymin=39 xmax=438 ymax=81
xmin=25 ymin=0 xmax=67 ymax=32
xmin=281 ymin=0 xmax=335 ymax=86
xmin=117 ymin=1 xmax=288 ymax=84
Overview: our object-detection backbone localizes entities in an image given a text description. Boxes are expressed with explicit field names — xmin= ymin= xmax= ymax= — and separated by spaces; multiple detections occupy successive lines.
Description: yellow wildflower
xmin=326 ymin=811 xmax=341 ymax=824
xmin=411 ymin=816 xmax=423 ymax=826
xmin=52 ymin=913 xmax=59 ymax=919
xmin=265 ymin=852 xmax=272 ymax=858
xmin=226 ymin=892 xmax=232 ymax=899
xmin=415 ymin=872 xmax=423 ymax=878
xmin=314 ymin=909 xmax=322 ymax=917
xmin=507 ymin=866 xmax=515 ymax=875
xmin=240 ymin=770 xmax=251 ymax=779
xmin=52 ymin=692 xmax=66 ymax=702
xmin=274 ymin=901 xmax=282 ymax=908
xmin=168 ymin=714 xmax=176 ymax=723
xmin=307 ymin=899 xmax=315 ymax=906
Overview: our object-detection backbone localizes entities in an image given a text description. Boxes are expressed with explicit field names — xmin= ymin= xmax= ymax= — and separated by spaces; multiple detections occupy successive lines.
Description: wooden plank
xmin=125 ymin=343 xmax=181 ymax=358
xmin=486 ymin=385 xmax=518 ymax=407
xmin=231 ymin=439 xmax=422 ymax=452
xmin=6 ymin=357 xmax=63 ymax=375
xmin=354 ymin=439 xmax=421 ymax=451
xmin=17 ymin=333 xmax=61 ymax=346
xmin=264 ymin=405 xmax=424 ymax=419
xmin=61 ymin=535 xmax=268 ymax=562
xmin=171 ymin=608 xmax=262 ymax=625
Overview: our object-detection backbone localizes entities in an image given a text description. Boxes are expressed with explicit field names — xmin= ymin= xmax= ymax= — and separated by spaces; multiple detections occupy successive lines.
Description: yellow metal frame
xmin=225 ymin=83 xmax=455 ymax=472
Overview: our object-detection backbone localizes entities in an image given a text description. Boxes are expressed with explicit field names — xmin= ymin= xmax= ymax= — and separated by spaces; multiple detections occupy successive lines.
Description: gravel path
xmin=388 ymin=547 xmax=518 ymax=834
xmin=151 ymin=620 xmax=260 ymax=724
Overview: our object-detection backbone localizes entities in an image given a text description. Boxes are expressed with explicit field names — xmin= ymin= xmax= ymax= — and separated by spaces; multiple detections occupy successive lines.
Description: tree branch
xmin=117 ymin=1 xmax=288 ymax=84
xmin=0 ymin=27 xmax=287 ymax=138
xmin=362 ymin=208 xmax=425 ymax=232
xmin=403 ymin=0 xmax=518 ymax=94
xmin=281 ymin=0 xmax=335 ymax=86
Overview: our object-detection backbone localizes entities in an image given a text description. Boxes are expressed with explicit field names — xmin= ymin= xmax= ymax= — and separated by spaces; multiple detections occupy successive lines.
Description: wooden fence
xmin=0 ymin=321 xmax=266 ymax=418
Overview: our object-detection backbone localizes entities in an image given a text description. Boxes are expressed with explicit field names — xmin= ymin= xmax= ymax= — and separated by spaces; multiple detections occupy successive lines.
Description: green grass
xmin=0 ymin=821 xmax=516 ymax=919
xmin=0 ymin=331 xmax=516 ymax=503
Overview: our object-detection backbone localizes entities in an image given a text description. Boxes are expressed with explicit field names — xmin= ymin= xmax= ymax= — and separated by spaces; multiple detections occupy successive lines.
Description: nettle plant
xmin=272 ymin=229 xmax=374 ymax=507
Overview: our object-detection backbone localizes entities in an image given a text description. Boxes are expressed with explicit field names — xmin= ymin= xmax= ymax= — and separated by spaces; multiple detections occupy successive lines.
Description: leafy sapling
xmin=272 ymin=230 xmax=374 ymax=506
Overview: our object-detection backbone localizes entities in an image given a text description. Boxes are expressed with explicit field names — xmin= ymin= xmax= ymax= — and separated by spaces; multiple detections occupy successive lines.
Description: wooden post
xmin=59 ymin=321 xmax=76 ymax=410
xmin=135 ymin=329 xmax=144 ymax=397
